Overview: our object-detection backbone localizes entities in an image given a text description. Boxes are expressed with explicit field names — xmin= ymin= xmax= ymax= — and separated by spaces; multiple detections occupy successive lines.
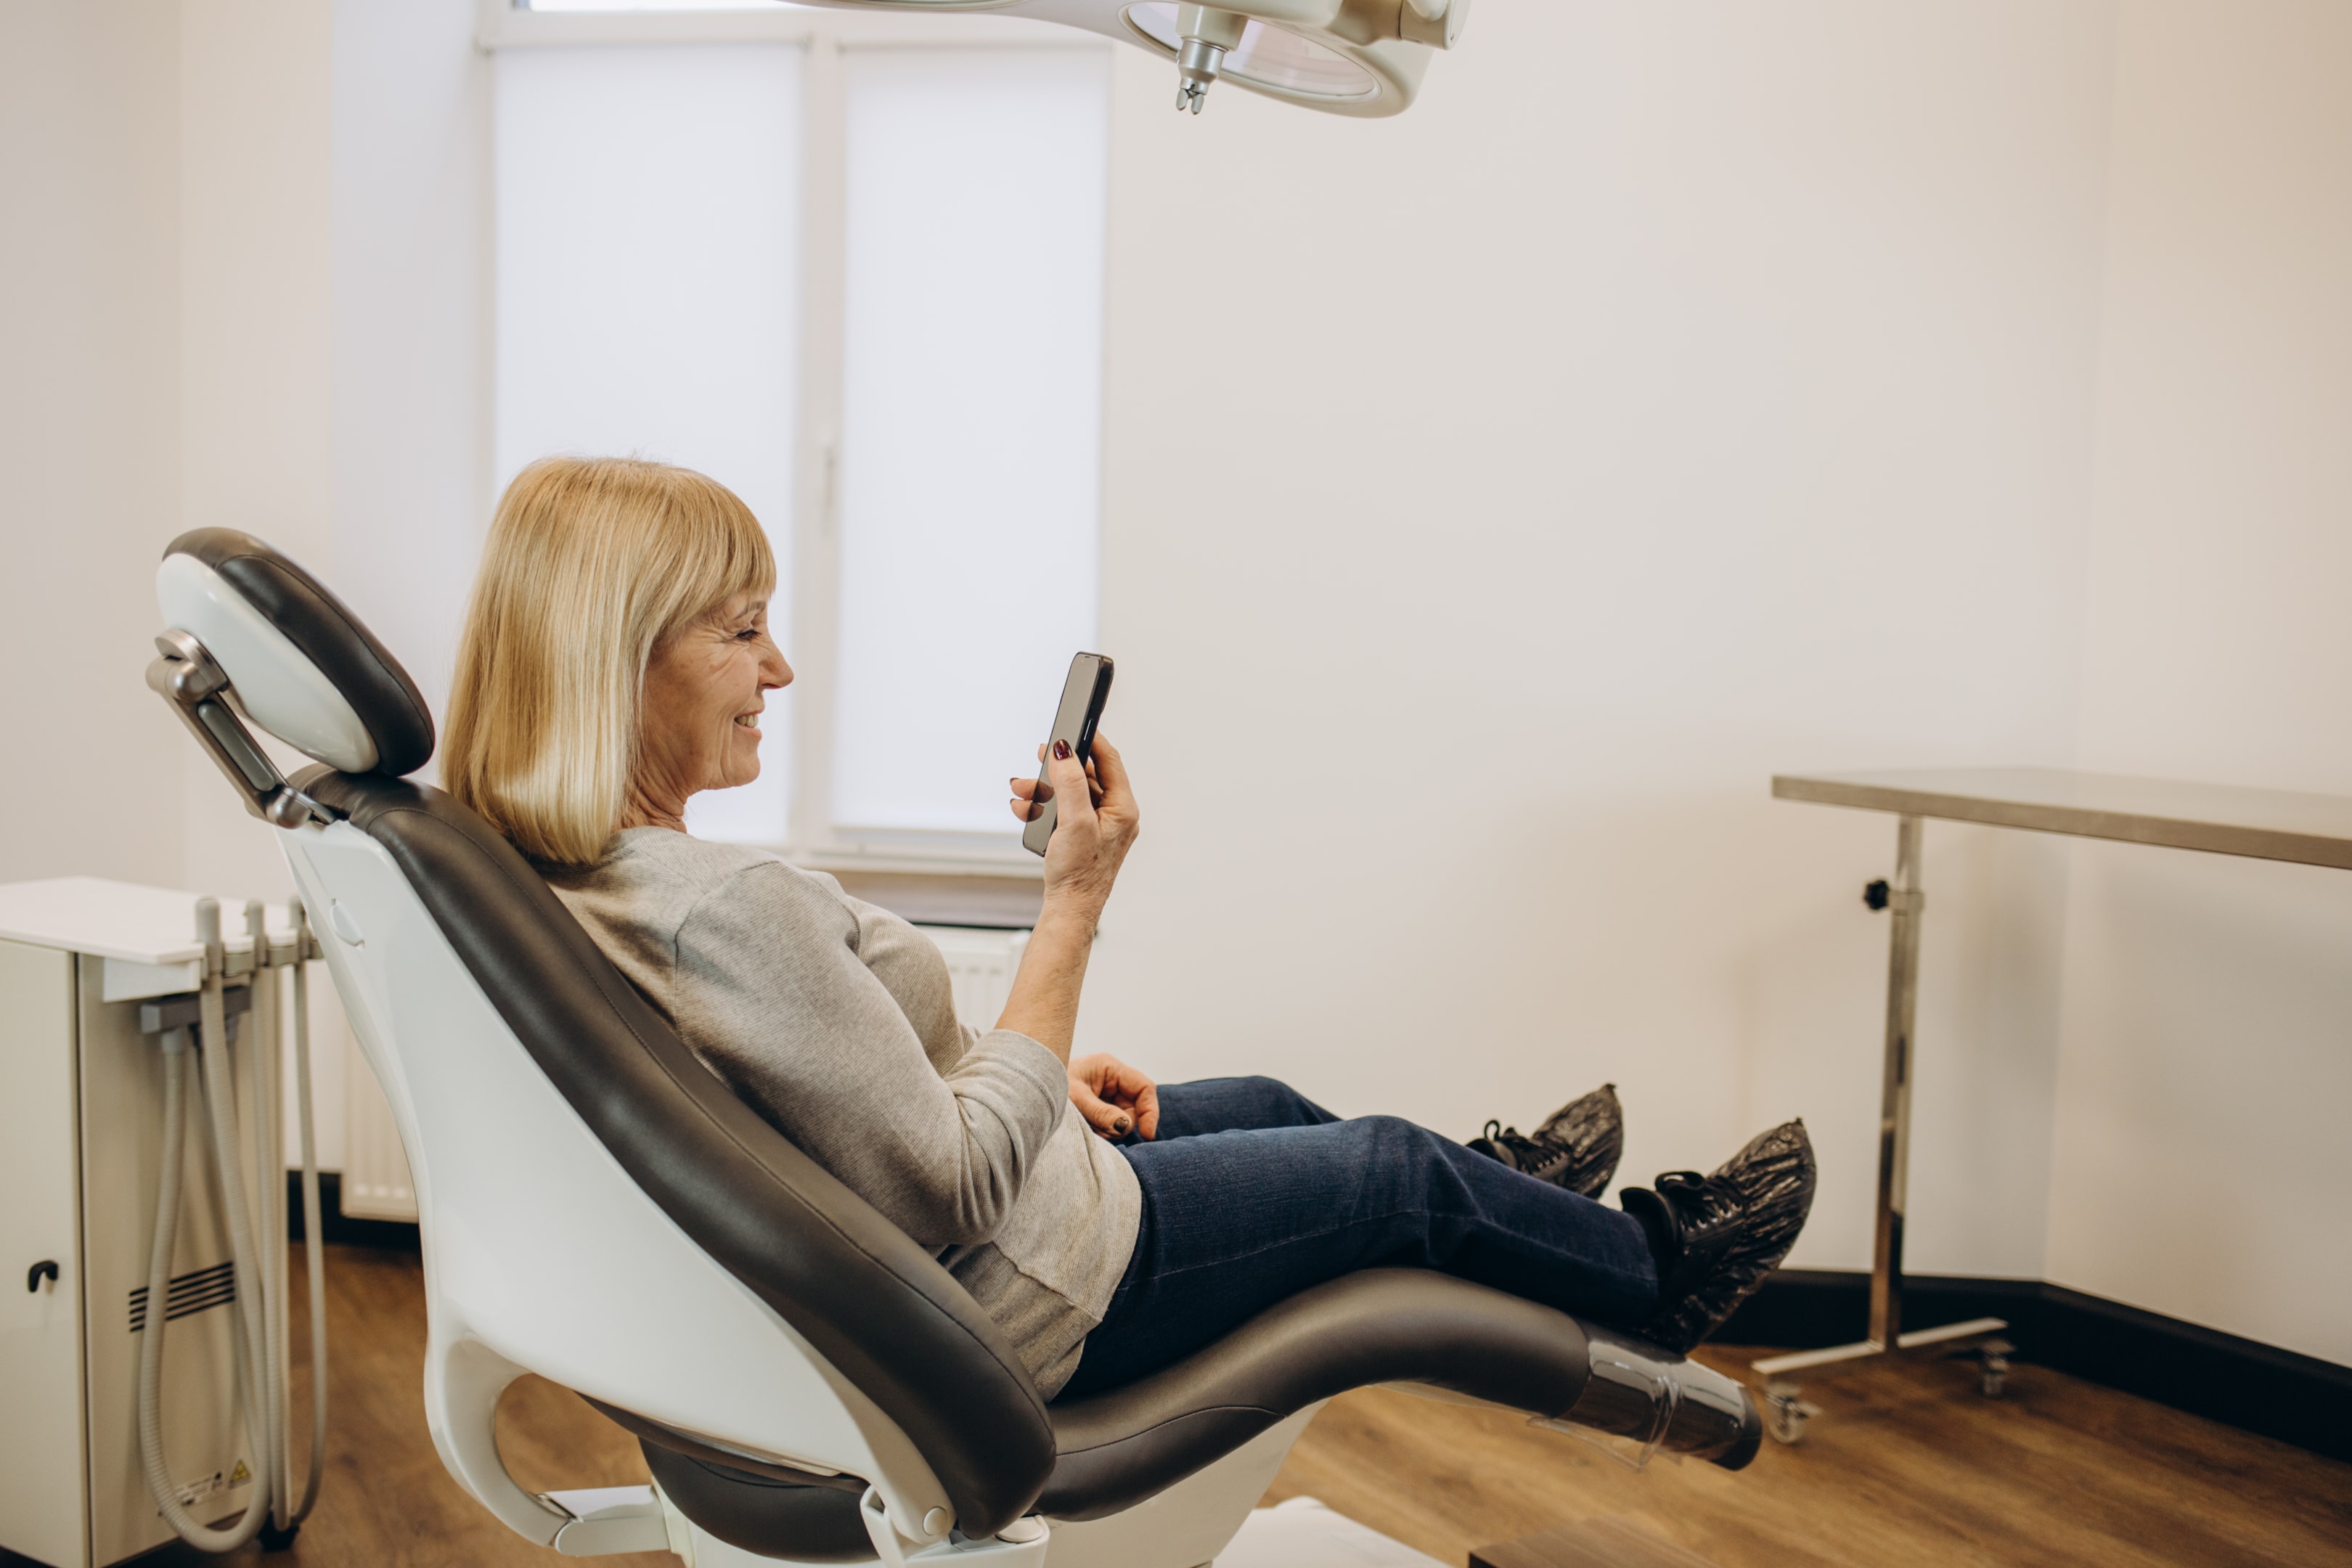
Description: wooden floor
xmin=65 ymin=1244 xmax=2352 ymax=1568
xmin=1265 ymin=1363 xmax=2352 ymax=1567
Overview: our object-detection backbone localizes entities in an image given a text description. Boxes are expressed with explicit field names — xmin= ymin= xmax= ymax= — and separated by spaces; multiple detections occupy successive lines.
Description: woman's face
xmin=634 ymin=592 xmax=793 ymax=822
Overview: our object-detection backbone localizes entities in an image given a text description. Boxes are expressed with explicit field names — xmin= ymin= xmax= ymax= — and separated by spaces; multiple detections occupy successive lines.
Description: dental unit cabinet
xmin=0 ymin=877 xmax=326 ymax=1567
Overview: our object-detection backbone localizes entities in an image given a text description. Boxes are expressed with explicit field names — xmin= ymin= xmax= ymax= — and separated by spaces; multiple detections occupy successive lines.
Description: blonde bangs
xmin=444 ymin=457 xmax=775 ymax=865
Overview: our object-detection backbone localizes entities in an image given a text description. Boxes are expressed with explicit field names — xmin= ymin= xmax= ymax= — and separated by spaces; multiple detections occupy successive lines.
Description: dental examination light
xmin=798 ymin=0 xmax=1468 ymax=117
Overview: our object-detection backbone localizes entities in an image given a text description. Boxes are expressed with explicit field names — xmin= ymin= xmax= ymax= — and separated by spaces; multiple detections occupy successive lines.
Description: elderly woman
xmin=444 ymin=457 xmax=1815 ymax=1400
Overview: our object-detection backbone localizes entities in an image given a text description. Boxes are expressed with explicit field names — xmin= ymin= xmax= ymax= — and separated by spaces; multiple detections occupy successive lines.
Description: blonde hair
xmin=444 ymin=457 xmax=775 ymax=865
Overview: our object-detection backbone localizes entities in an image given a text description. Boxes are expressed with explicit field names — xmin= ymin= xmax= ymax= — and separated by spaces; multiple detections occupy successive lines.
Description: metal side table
xmin=1756 ymin=767 xmax=2352 ymax=1442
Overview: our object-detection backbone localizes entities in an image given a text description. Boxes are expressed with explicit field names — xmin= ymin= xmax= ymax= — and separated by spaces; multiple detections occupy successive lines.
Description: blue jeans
xmin=1058 ymin=1077 xmax=1659 ymax=1400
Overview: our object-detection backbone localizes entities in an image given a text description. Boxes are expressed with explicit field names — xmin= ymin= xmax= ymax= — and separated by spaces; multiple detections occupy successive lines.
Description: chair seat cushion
xmin=1040 ymin=1269 xmax=1596 ymax=1519
xmin=604 ymin=1273 xmax=1758 ymax=1552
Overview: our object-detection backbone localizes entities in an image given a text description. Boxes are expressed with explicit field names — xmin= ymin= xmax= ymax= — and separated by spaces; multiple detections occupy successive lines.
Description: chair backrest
xmin=153 ymin=530 xmax=1056 ymax=1540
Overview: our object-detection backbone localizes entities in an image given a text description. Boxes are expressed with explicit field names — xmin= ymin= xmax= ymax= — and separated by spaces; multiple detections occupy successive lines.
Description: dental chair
xmin=147 ymin=528 xmax=1762 ymax=1567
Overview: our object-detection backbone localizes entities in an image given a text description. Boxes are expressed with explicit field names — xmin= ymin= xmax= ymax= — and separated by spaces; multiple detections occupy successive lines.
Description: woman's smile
xmin=632 ymin=592 xmax=793 ymax=827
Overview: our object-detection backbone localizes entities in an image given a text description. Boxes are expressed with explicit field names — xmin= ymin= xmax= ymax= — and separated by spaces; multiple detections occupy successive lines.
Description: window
xmin=833 ymin=49 xmax=1106 ymax=843
xmin=490 ymin=4 xmax=1108 ymax=870
xmin=494 ymin=41 xmax=802 ymax=844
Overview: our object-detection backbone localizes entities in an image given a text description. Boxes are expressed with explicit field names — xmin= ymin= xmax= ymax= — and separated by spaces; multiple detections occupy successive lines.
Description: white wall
xmin=330 ymin=0 xmax=492 ymax=744
xmin=0 ymin=3 xmax=186 ymax=888
xmin=0 ymin=1 xmax=328 ymax=903
xmin=7 ymin=0 xmax=2347 ymax=1362
xmin=1083 ymin=1 xmax=2118 ymax=1281
xmin=176 ymin=0 xmax=348 ymax=1164
xmin=1087 ymin=1 xmax=2352 ymax=1354
xmin=301 ymin=0 xmax=494 ymax=1175
xmin=175 ymin=0 xmax=335 ymax=910
xmin=2043 ymin=0 xmax=2352 ymax=1363
xmin=0 ymin=0 xmax=347 ymax=1162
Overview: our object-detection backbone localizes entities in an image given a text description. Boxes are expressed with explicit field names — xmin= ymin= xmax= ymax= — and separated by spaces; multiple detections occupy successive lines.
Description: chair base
xmin=678 ymin=1494 xmax=1441 ymax=1568
xmin=1214 ymin=1498 xmax=1444 ymax=1567
xmin=666 ymin=1406 xmax=1331 ymax=1567
xmin=1039 ymin=1405 xmax=1316 ymax=1568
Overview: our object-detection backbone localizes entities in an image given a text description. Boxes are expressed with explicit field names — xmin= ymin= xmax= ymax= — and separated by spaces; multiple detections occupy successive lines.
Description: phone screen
xmin=1023 ymin=653 xmax=1114 ymax=857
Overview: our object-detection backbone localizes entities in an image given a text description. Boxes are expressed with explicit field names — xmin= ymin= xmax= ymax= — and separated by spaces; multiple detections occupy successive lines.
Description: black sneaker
xmin=1619 ymin=1119 xmax=1816 ymax=1354
xmin=1469 ymin=1083 xmax=1623 ymax=1199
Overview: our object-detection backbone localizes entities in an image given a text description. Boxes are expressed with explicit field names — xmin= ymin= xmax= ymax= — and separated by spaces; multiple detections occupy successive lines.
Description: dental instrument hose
xmin=138 ymin=901 xmax=271 ymax=1551
xmin=288 ymin=897 xmax=329 ymax=1526
xmin=136 ymin=897 xmax=331 ymax=1552
xmin=244 ymin=902 xmax=284 ymax=1542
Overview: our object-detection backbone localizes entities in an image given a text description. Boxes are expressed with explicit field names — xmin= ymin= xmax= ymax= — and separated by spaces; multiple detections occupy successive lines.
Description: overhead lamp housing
xmin=791 ymin=0 xmax=1467 ymax=118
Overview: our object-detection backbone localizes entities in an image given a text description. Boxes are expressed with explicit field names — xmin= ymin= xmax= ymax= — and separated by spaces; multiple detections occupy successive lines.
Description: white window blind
xmin=528 ymin=1 xmax=776 ymax=9
xmin=493 ymin=43 xmax=802 ymax=844
xmin=830 ymin=47 xmax=1108 ymax=840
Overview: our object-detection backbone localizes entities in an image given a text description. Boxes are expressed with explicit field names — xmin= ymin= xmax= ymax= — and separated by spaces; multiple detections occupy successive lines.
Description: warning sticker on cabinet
xmin=170 ymin=1461 xmax=250 ymax=1511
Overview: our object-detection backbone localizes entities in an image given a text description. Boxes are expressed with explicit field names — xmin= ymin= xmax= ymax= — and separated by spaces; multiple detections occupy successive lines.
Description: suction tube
xmin=136 ymin=897 xmax=332 ymax=1551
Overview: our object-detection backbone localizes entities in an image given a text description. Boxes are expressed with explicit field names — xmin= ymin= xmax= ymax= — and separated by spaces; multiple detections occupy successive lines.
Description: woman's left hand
xmin=1069 ymin=1053 xmax=1159 ymax=1141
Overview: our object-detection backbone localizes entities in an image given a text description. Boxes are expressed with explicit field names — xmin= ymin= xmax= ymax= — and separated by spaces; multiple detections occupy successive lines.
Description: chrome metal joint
xmin=1543 ymin=1328 xmax=1755 ymax=1469
xmin=1175 ymin=38 xmax=1225 ymax=113
xmin=150 ymin=629 xmax=230 ymax=703
xmin=146 ymin=629 xmax=335 ymax=831
xmin=1172 ymin=5 xmax=1249 ymax=115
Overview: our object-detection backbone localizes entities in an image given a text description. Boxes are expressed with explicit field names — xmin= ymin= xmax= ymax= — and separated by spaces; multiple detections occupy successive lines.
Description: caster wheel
xmin=1763 ymin=1381 xmax=1819 ymax=1445
xmin=1977 ymin=1338 xmax=2014 ymax=1399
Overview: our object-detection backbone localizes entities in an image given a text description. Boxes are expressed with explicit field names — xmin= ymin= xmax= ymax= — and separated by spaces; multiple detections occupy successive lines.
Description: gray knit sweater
xmin=544 ymin=827 xmax=1141 ymax=1395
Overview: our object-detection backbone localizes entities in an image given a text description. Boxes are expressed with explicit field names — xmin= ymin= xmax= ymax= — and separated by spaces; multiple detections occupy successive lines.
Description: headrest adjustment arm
xmin=148 ymin=630 xmax=340 ymax=830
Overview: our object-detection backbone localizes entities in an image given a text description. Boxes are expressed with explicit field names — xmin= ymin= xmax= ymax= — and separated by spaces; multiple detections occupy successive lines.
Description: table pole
xmin=1869 ymin=814 xmax=1925 ymax=1349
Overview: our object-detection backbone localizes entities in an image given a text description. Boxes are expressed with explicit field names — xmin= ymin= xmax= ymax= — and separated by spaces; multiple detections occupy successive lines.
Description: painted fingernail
xmin=1053 ymin=739 xmax=1072 ymax=760
xmin=1113 ymin=1115 xmax=1130 ymax=1134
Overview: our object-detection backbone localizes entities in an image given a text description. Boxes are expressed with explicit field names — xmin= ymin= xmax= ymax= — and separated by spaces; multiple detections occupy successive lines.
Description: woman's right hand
xmin=992 ymin=737 xmax=1138 ymax=1061
xmin=1010 ymin=733 xmax=1138 ymax=912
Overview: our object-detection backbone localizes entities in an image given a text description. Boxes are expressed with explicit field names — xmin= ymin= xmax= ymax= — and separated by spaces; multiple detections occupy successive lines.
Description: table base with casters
xmin=1757 ymin=766 xmax=2352 ymax=1442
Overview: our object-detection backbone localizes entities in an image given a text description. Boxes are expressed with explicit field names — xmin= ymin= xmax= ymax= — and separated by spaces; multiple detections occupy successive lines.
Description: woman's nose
xmin=764 ymin=645 xmax=794 ymax=689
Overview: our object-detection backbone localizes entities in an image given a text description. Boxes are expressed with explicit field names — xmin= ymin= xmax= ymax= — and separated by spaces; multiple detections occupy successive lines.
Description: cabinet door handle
xmin=28 ymin=1259 xmax=59 ymax=1292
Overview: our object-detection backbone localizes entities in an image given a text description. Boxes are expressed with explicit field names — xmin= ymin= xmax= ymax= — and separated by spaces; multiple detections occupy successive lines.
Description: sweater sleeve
xmin=667 ymin=860 xmax=1071 ymax=1248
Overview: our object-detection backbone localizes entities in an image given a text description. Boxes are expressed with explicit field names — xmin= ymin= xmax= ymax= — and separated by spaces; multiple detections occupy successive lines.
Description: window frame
xmin=481 ymin=0 xmax=1111 ymax=879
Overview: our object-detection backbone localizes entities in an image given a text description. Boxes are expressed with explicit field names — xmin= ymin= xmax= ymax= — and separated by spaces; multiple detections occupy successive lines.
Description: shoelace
xmin=1482 ymin=1121 xmax=1578 ymax=1180
xmin=1655 ymin=1169 xmax=1743 ymax=1225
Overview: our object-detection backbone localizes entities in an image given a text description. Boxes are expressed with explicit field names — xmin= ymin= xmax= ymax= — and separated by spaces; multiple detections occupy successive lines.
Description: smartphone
xmin=1022 ymin=653 xmax=1114 ymax=857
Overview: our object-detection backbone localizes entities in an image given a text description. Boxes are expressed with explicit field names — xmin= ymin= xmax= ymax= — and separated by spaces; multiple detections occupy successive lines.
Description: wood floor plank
xmin=1472 ymin=1515 xmax=1726 ymax=1568
xmin=58 ymin=1243 xmax=670 ymax=1568
xmin=1266 ymin=1346 xmax=2352 ymax=1568
xmin=43 ymin=1248 xmax=2344 ymax=1568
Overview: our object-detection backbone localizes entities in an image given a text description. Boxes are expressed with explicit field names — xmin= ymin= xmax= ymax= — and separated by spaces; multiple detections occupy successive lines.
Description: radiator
xmin=336 ymin=921 xmax=1031 ymax=1225
xmin=918 ymin=923 xmax=1033 ymax=1035
xmin=340 ymin=1037 xmax=417 ymax=1222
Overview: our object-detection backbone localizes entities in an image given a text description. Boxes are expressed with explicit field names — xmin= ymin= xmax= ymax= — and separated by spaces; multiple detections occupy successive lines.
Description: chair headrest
xmin=158 ymin=529 xmax=435 ymax=776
